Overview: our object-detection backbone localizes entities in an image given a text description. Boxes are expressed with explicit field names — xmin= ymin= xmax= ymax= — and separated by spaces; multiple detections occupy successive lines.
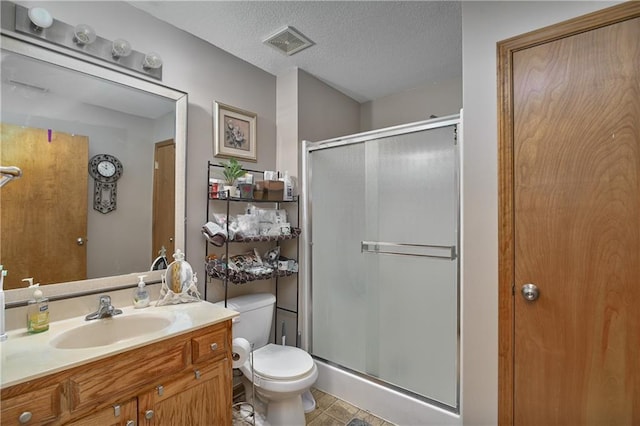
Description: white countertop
xmin=0 ymin=301 xmax=238 ymax=389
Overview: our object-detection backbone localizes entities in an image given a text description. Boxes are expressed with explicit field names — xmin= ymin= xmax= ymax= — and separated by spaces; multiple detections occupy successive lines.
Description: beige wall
xmin=276 ymin=68 xmax=299 ymax=180
xmin=276 ymin=68 xmax=361 ymax=178
xmin=461 ymin=1 xmax=620 ymax=424
xmin=297 ymin=69 xmax=361 ymax=144
xmin=360 ymin=77 xmax=462 ymax=131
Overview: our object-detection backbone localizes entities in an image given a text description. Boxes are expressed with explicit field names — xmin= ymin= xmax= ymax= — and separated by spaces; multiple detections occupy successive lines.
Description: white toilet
xmin=223 ymin=293 xmax=318 ymax=425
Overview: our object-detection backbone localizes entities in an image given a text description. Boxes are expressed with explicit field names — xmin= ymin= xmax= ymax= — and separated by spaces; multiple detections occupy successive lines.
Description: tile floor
xmin=305 ymin=388 xmax=395 ymax=426
xmin=232 ymin=387 xmax=395 ymax=426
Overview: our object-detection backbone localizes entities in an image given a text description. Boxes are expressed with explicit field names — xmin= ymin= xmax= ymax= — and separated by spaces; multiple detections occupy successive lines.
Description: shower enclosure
xmin=303 ymin=115 xmax=460 ymax=413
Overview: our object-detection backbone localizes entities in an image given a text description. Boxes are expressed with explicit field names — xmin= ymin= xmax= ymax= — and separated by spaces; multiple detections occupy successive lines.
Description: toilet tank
xmin=221 ymin=293 xmax=275 ymax=349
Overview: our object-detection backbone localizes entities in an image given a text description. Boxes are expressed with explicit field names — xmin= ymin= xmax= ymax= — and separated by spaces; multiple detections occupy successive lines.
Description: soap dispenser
xmin=24 ymin=278 xmax=49 ymax=334
xmin=133 ymin=275 xmax=150 ymax=308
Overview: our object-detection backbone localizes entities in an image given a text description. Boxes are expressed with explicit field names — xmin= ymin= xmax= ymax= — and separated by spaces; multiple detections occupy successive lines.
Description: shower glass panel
xmin=309 ymin=121 xmax=459 ymax=410
xmin=310 ymin=143 xmax=367 ymax=370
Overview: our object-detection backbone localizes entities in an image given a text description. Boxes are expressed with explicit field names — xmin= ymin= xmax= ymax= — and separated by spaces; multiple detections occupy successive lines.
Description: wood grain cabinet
xmin=138 ymin=360 xmax=231 ymax=425
xmin=0 ymin=320 xmax=232 ymax=426
xmin=66 ymin=398 xmax=137 ymax=426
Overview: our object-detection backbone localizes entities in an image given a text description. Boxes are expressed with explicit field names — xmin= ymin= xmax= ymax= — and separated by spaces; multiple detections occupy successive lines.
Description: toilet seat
xmin=248 ymin=344 xmax=315 ymax=381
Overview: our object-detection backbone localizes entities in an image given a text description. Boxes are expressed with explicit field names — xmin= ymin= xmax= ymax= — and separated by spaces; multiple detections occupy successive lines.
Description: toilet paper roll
xmin=232 ymin=337 xmax=251 ymax=368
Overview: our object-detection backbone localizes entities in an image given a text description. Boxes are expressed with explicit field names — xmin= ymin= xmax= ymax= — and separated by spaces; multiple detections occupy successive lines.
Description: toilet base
xmin=242 ymin=379 xmax=307 ymax=426
xmin=302 ymin=389 xmax=316 ymax=413
xmin=266 ymin=394 xmax=306 ymax=426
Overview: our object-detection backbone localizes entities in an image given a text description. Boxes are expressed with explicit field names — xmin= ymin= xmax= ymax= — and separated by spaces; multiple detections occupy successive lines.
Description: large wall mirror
xmin=0 ymin=34 xmax=186 ymax=297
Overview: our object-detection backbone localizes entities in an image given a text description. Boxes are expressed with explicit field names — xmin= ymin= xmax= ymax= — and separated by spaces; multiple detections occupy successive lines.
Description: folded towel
xmin=202 ymin=222 xmax=227 ymax=247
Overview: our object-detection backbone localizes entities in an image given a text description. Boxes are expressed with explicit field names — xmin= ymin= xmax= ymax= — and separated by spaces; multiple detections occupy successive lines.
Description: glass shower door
xmin=311 ymin=142 xmax=368 ymax=371
xmin=310 ymin=124 xmax=459 ymax=409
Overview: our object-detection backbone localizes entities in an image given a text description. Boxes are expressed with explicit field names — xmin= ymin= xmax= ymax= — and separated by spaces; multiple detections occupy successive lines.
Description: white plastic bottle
xmin=133 ymin=275 xmax=150 ymax=308
xmin=281 ymin=171 xmax=294 ymax=201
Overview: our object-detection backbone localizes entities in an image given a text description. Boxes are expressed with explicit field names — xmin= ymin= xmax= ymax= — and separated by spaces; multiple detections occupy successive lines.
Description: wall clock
xmin=88 ymin=154 xmax=123 ymax=214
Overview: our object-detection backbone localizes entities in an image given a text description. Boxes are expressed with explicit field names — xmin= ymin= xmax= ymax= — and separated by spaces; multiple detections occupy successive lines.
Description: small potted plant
xmin=219 ymin=158 xmax=245 ymax=197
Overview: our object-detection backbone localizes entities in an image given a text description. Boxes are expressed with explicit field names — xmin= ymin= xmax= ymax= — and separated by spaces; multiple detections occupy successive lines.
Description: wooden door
xmin=0 ymin=123 xmax=88 ymax=289
xmin=514 ymin=17 xmax=640 ymax=422
xmin=151 ymin=139 xmax=175 ymax=261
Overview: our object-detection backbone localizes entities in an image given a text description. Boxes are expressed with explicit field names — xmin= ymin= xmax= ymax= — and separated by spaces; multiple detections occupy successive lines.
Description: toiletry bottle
xmin=133 ymin=275 xmax=150 ymax=308
xmin=0 ymin=266 xmax=7 ymax=341
xmin=281 ymin=171 xmax=293 ymax=201
xmin=24 ymin=278 xmax=49 ymax=334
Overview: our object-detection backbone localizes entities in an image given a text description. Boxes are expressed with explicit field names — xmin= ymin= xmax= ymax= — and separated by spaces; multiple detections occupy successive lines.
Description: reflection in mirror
xmin=0 ymin=35 xmax=186 ymax=293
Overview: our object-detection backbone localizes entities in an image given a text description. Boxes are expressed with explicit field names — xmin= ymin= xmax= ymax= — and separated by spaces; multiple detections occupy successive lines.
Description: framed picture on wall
xmin=213 ymin=101 xmax=257 ymax=162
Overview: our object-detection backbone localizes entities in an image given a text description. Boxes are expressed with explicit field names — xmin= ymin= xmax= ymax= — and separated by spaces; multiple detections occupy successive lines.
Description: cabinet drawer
xmin=1 ymin=383 xmax=61 ymax=425
xmin=65 ymin=397 xmax=137 ymax=426
xmin=69 ymin=339 xmax=188 ymax=412
xmin=191 ymin=326 xmax=229 ymax=364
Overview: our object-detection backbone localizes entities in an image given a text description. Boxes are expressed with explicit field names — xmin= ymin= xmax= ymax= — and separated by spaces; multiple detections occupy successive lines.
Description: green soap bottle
xmin=24 ymin=278 xmax=49 ymax=334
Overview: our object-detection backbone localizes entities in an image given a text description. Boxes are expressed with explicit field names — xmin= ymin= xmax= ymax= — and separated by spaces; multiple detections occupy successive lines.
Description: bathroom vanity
xmin=0 ymin=302 xmax=237 ymax=425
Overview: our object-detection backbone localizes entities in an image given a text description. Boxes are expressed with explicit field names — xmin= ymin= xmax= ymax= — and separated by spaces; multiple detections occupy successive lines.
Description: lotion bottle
xmin=24 ymin=278 xmax=49 ymax=334
xmin=133 ymin=275 xmax=150 ymax=308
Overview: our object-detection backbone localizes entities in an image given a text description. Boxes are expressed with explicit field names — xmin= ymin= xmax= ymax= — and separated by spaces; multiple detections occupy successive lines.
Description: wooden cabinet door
xmin=66 ymin=398 xmax=137 ymax=426
xmin=138 ymin=360 xmax=232 ymax=426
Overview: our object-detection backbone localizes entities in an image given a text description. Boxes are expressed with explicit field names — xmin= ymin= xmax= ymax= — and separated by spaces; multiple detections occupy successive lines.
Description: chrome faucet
xmin=85 ymin=295 xmax=123 ymax=321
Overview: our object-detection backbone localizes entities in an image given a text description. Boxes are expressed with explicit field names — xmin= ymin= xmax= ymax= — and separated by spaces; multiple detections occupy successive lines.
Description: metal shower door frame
xmin=301 ymin=113 xmax=462 ymax=413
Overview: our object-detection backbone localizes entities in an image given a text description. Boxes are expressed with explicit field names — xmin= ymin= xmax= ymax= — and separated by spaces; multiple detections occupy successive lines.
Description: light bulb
xmin=28 ymin=7 xmax=53 ymax=30
xmin=143 ymin=52 xmax=163 ymax=70
xmin=112 ymin=39 xmax=132 ymax=59
xmin=73 ymin=24 xmax=97 ymax=46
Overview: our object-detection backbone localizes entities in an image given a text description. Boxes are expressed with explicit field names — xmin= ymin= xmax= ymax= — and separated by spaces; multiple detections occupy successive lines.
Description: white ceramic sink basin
xmin=50 ymin=313 xmax=174 ymax=350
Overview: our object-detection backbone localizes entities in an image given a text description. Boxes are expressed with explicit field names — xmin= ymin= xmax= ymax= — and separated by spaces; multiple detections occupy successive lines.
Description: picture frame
xmin=213 ymin=101 xmax=257 ymax=162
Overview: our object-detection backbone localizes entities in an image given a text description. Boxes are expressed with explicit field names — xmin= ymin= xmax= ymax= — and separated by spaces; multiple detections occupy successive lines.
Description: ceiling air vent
xmin=263 ymin=26 xmax=314 ymax=56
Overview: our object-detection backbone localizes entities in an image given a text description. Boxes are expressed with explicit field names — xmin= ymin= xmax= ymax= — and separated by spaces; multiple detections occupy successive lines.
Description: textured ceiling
xmin=129 ymin=1 xmax=462 ymax=103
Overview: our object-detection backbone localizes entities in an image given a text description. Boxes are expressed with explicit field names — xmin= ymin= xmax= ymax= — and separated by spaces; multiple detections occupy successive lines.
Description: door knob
xmin=145 ymin=410 xmax=154 ymax=420
xmin=77 ymin=237 xmax=85 ymax=245
xmin=521 ymin=283 xmax=539 ymax=301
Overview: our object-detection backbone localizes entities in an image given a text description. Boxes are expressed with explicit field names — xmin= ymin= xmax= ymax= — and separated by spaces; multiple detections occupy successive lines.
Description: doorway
xmin=498 ymin=3 xmax=640 ymax=424
xmin=151 ymin=139 xmax=175 ymax=262
xmin=0 ymin=123 xmax=88 ymax=288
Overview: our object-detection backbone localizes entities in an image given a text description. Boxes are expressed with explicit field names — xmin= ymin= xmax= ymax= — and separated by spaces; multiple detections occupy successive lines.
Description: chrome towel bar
xmin=361 ymin=241 xmax=456 ymax=260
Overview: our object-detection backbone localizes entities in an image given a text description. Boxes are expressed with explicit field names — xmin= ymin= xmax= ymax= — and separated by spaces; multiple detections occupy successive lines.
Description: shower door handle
xmin=361 ymin=241 xmax=456 ymax=260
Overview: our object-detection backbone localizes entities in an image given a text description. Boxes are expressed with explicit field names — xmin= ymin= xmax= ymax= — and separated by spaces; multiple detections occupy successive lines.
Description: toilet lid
xmin=250 ymin=344 xmax=314 ymax=380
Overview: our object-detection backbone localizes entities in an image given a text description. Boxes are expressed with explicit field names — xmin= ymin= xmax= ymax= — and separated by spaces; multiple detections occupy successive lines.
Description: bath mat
xmin=347 ymin=419 xmax=372 ymax=426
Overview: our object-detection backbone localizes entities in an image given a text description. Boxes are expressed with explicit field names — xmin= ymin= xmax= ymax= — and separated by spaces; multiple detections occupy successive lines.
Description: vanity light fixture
xmin=142 ymin=52 xmax=163 ymax=70
xmin=73 ymin=24 xmax=97 ymax=46
xmin=14 ymin=4 xmax=162 ymax=80
xmin=112 ymin=39 xmax=132 ymax=59
xmin=27 ymin=7 xmax=53 ymax=30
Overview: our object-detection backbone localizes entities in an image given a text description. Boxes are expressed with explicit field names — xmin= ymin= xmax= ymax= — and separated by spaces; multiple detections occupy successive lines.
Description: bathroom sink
xmin=50 ymin=313 xmax=174 ymax=350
